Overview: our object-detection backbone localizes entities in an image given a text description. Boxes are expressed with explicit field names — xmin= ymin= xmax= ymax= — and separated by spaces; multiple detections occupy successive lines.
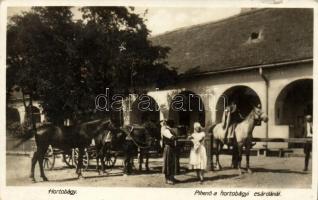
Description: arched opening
xmin=6 ymin=107 xmax=22 ymax=136
xmin=275 ymin=79 xmax=313 ymax=147
xmin=26 ymin=105 xmax=41 ymax=124
xmin=216 ymin=86 xmax=261 ymax=123
xmin=7 ymin=107 xmax=21 ymax=124
xmin=130 ymin=95 xmax=160 ymax=125
xmin=169 ymin=91 xmax=205 ymax=135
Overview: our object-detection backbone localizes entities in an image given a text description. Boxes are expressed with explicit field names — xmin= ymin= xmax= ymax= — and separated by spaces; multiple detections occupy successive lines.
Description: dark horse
xmin=109 ymin=122 xmax=158 ymax=175
xmin=93 ymin=124 xmax=119 ymax=174
xmin=15 ymin=118 xmax=115 ymax=182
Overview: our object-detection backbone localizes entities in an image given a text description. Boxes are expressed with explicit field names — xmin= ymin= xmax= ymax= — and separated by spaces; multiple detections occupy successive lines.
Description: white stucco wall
xmin=141 ymin=62 xmax=312 ymax=149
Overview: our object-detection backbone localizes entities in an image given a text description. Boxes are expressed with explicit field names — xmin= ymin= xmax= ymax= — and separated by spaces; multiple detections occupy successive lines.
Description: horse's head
xmin=94 ymin=119 xmax=118 ymax=144
xmin=252 ymin=105 xmax=268 ymax=123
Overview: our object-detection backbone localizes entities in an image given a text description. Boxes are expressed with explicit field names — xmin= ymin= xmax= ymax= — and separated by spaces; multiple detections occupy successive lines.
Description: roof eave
xmin=179 ymin=58 xmax=313 ymax=79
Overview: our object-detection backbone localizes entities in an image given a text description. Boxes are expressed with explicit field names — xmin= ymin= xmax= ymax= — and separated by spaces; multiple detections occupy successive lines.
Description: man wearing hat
xmin=161 ymin=119 xmax=178 ymax=184
xmin=303 ymin=115 xmax=313 ymax=171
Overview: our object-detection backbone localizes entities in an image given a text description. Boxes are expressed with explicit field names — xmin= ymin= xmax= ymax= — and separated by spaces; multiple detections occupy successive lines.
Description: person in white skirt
xmin=188 ymin=122 xmax=207 ymax=183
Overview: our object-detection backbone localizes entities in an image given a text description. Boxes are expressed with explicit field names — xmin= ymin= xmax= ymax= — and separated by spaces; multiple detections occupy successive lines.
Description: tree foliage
xmin=7 ymin=7 xmax=176 ymax=124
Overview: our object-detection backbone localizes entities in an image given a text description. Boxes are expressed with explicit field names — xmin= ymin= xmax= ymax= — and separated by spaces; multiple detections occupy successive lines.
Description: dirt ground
xmin=6 ymin=154 xmax=311 ymax=188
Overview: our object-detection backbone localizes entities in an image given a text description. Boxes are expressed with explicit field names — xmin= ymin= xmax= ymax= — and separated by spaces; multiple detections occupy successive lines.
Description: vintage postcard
xmin=0 ymin=0 xmax=317 ymax=200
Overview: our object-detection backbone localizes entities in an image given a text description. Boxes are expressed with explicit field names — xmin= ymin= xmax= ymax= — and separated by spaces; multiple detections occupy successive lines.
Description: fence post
xmin=205 ymin=132 xmax=212 ymax=171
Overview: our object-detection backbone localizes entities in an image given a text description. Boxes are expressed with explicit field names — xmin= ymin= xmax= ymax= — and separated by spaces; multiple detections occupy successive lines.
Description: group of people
xmin=161 ymin=120 xmax=207 ymax=185
xmin=160 ymin=113 xmax=313 ymax=185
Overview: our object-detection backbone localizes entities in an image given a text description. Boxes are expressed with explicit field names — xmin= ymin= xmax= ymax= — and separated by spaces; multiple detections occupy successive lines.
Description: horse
xmin=137 ymin=121 xmax=161 ymax=170
xmin=108 ymin=123 xmax=157 ymax=175
xmin=93 ymin=122 xmax=118 ymax=175
xmin=232 ymin=106 xmax=268 ymax=175
xmin=15 ymin=118 xmax=115 ymax=182
xmin=208 ymin=104 xmax=268 ymax=174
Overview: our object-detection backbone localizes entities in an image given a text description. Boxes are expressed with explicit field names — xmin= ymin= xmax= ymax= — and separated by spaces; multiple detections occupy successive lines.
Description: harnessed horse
xmin=108 ymin=123 xmax=158 ymax=175
xmin=15 ymin=118 xmax=115 ymax=182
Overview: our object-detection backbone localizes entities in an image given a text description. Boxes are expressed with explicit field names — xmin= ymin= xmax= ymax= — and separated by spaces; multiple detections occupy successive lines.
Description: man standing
xmin=161 ymin=120 xmax=178 ymax=184
xmin=303 ymin=115 xmax=313 ymax=171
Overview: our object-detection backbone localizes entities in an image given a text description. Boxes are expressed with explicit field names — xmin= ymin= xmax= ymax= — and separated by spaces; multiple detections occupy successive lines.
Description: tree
xmin=7 ymin=6 xmax=176 ymax=125
xmin=7 ymin=7 xmax=81 ymax=125
xmin=77 ymin=7 xmax=176 ymax=91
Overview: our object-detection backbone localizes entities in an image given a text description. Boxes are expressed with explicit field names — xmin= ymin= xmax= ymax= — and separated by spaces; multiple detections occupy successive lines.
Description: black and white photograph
xmin=1 ymin=1 xmax=317 ymax=200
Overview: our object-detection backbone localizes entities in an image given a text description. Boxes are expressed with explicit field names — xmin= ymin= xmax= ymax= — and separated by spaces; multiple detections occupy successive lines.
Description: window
xmin=250 ymin=32 xmax=259 ymax=40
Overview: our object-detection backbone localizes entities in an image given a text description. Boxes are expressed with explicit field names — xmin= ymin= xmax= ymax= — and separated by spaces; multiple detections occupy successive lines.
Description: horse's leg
xmin=96 ymin=149 xmax=101 ymax=175
xmin=123 ymin=143 xmax=132 ymax=175
xmin=231 ymin=148 xmax=235 ymax=168
xmin=138 ymin=148 xmax=143 ymax=171
xmin=211 ymin=138 xmax=216 ymax=171
xmin=217 ymin=143 xmax=223 ymax=170
xmin=237 ymin=144 xmax=243 ymax=175
xmin=38 ymin=146 xmax=49 ymax=181
xmin=76 ymin=147 xmax=84 ymax=179
xmin=231 ymin=145 xmax=237 ymax=168
xmin=130 ymin=150 xmax=134 ymax=173
xmin=123 ymin=156 xmax=128 ymax=175
xmin=30 ymin=151 xmax=38 ymax=182
xmin=100 ymin=146 xmax=107 ymax=174
xmin=215 ymin=154 xmax=220 ymax=170
xmin=215 ymin=141 xmax=222 ymax=170
xmin=245 ymin=142 xmax=252 ymax=174
xmin=230 ymin=145 xmax=237 ymax=168
xmin=125 ymin=153 xmax=132 ymax=175
xmin=123 ymin=152 xmax=127 ymax=175
xmin=211 ymin=153 xmax=215 ymax=171
xmin=145 ymin=150 xmax=150 ymax=171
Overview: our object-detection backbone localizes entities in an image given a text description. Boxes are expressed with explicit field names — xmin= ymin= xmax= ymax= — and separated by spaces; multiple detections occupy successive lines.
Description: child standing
xmin=188 ymin=122 xmax=207 ymax=183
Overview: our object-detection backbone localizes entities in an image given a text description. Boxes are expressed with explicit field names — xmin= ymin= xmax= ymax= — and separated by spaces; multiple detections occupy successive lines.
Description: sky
xmin=7 ymin=7 xmax=240 ymax=36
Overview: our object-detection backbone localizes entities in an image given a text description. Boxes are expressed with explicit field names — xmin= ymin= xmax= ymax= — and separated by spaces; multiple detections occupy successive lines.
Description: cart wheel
xmin=44 ymin=146 xmax=55 ymax=170
xmin=104 ymin=149 xmax=117 ymax=169
xmin=72 ymin=148 xmax=89 ymax=170
xmin=63 ymin=153 xmax=74 ymax=168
